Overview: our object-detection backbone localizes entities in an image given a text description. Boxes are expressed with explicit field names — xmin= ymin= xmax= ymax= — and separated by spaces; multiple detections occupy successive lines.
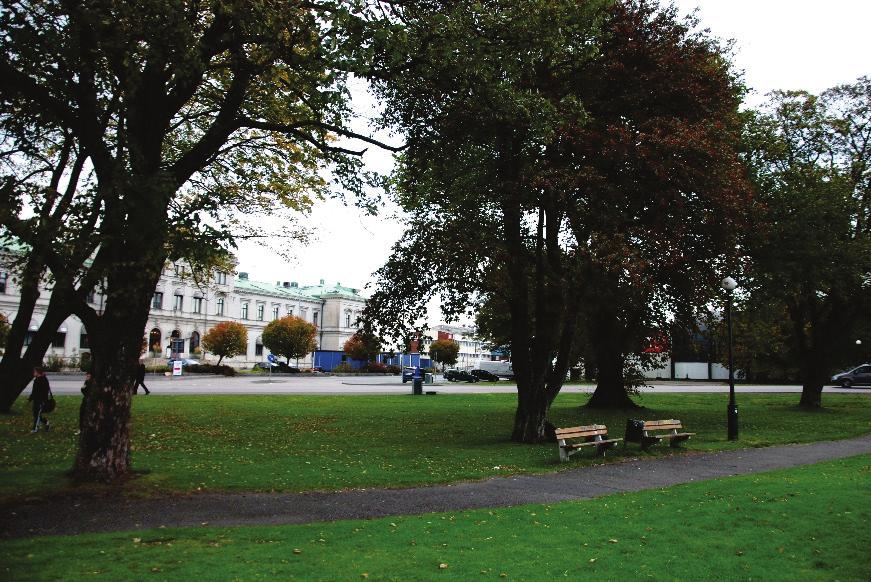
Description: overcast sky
xmin=235 ymin=0 xmax=870 ymax=296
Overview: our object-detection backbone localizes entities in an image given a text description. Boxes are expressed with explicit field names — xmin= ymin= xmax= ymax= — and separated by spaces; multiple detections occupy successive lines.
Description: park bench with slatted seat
xmin=624 ymin=419 xmax=695 ymax=450
xmin=555 ymin=424 xmax=622 ymax=462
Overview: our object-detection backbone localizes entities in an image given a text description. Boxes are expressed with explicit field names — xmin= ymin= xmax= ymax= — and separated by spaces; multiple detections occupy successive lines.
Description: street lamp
xmin=722 ymin=276 xmax=738 ymax=440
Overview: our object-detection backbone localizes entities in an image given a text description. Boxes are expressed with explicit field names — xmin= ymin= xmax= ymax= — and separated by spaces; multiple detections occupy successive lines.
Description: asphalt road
xmin=36 ymin=372 xmax=870 ymax=396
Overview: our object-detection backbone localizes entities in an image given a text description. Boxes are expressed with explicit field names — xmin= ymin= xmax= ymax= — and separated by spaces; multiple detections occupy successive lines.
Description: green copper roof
xmin=233 ymin=277 xmax=364 ymax=300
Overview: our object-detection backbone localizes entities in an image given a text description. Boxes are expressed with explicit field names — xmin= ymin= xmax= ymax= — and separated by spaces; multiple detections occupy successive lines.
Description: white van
xmin=476 ymin=360 xmax=514 ymax=378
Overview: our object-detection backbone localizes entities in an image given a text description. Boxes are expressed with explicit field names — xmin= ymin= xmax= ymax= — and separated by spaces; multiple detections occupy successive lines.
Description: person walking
xmin=133 ymin=362 xmax=150 ymax=395
xmin=28 ymin=367 xmax=52 ymax=433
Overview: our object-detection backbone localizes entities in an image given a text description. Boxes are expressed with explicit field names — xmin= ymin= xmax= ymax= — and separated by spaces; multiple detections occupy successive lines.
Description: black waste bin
xmin=412 ymin=376 xmax=423 ymax=395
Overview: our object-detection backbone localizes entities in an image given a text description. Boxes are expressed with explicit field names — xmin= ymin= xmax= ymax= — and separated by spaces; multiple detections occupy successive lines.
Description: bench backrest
xmin=643 ymin=419 xmax=683 ymax=432
xmin=555 ymin=425 xmax=609 ymax=440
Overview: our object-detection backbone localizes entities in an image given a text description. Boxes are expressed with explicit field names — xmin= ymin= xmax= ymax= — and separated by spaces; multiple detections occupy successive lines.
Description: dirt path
xmin=3 ymin=435 xmax=870 ymax=540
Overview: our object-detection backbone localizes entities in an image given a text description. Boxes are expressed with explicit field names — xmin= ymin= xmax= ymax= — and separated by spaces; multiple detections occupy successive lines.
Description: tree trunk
xmin=798 ymin=382 xmax=824 ymax=408
xmin=586 ymin=308 xmax=639 ymax=409
xmin=511 ymin=380 xmax=555 ymax=442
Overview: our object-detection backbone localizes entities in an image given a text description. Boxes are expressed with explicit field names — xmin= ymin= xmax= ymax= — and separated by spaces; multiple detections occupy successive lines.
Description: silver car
xmin=831 ymin=364 xmax=871 ymax=387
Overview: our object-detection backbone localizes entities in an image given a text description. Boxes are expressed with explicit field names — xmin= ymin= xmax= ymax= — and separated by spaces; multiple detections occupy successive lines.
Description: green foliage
xmin=736 ymin=79 xmax=871 ymax=396
xmin=2 ymin=456 xmax=867 ymax=581
xmin=1 ymin=393 xmax=869 ymax=500
xmin=184 ymin=364 xmax=236 ymax=377
xmin=202 ymin=322 xmax=248 ymax=366
xmin=332 ymin=362 xmax=355 ymax=373
xmin=42 ymin=354 xmax=66 ymax=372
xmin=428 ymin=339 xmax=460 ymax=369
xmin=262 ymin=316 xmax=317 ymax=363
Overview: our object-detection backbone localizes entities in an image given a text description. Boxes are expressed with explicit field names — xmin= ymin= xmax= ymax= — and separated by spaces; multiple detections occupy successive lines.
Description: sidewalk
xmin=3 ymin=435 xmax=870 ymax=540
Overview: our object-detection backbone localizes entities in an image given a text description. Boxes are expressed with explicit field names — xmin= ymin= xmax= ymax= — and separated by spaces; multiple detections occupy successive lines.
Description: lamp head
xmin=721 ymin=277 xmax=738 ymax=292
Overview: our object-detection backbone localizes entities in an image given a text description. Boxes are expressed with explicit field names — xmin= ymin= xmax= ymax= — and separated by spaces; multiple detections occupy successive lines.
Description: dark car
xmin=255 ymin=361 xmax=300 ymax=373
xmin=831 ymin=364 xmax=871 ymax=387
xmin=470 ymin=369 xmax=500 ymax=382
xmin=445 ymin=369 xmax=479 ymax=383
xmin=402 ymin=367 xmax=420 ymax=383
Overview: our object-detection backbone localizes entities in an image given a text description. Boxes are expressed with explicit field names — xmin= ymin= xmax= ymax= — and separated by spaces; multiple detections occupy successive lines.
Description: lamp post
xmin=722 ymin=276 xmax=738 ymax=440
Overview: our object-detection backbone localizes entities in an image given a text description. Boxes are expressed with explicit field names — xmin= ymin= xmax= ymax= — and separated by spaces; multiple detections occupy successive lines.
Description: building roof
xmin=234 ymin=277 xmax=364 ymax=302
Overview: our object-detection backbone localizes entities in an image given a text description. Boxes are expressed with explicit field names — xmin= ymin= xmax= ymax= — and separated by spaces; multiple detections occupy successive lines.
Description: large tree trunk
xmin=511 ymin=380 xmax=557 ymax=442
xmin=72 ymin=173 xmax=169 ymax=482
xmin=586 ymin=306 xmax=639 ymax=409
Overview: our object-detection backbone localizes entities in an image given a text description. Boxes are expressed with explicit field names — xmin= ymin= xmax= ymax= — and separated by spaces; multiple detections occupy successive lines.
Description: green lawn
xmin=2 ymin=454 xmax=868 ymax=581
xmin=1 ymin=393 xmax=869 ymax=500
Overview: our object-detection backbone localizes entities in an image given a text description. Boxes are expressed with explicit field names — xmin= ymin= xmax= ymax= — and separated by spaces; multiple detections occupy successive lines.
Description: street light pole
xmin=722 ymin=276 xmax=738 ymax=440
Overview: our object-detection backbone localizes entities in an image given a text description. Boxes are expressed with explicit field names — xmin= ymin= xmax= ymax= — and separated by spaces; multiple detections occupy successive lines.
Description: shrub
xmin=44 ymin=354 xmax=65 ymax=372
xmin=365 ymin=361 xmax=388 ymax=373
xmin=332 ymin=362 xmax=355 ymax=373
xmin=386 ymin=365 xmax=401 ymax=374
xmin=185 ymin=363 xmax=236 ymax=376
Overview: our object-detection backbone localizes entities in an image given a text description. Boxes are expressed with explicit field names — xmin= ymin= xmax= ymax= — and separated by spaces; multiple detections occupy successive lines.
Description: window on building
xmin=313 ymin=311 xmax=319 ymax=326
xmin=0 ymin=271 xmax=7 ymax=293
xmin=190 ymin=331 xmax=200 ymax=352
xmin=346 ymin=313 xmax=351 ymax=327
xmin=173 ymin=294 xmax=183 ymax=311
xmin=52 ymin=332 xmax=66 ymax=348
xmin=241 ymin=303 xmax=249 ymax=319
xmin=287 ymin=306 xmax=294 ymax=316
xmin=152 ymin=292 xmax=163 ymax=309
xmin=216 ymin=298 xmax=224 ymax=316
xmin=174 ymin=264 xmax=186 ymax=277
xmin=87 ymin=291 xmax=96 ymax=304
xmin=257 ymin=304 xmax=264 ymax=321
xmin=192 ymin=297 xmax=203 ymax=314
xmin=80 ymin=333 xmax=89 ymax=349
xmin=272 ymin=306 xmax=279 ymax=320
xmin=215 ymin=271 xmax=227 ymax=285
xmin=255 ymin=343 xmax=263 ymax=356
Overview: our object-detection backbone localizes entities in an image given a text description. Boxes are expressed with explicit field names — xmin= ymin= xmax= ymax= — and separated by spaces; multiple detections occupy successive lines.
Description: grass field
xmin=1 ymin=454 xmax=868 ymax=581
xmin=1 ymin=393 xmax=869 ymax=500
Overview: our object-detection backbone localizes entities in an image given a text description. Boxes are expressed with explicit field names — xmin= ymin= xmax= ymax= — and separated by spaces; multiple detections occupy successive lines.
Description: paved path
xmin=3 ymin=435 xmax=870 ymax=540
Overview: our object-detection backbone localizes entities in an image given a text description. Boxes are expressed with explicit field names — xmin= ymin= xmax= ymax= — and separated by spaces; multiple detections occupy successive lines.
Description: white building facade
xmin=424 ymin=323 xmax=495 ymax=370
xmin=0 ymin=259 xmax=366 ymax=368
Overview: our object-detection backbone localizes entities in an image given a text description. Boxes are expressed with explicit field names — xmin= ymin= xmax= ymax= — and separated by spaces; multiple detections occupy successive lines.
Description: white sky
xmin=235 ymin=0 xmax=871 ymax=296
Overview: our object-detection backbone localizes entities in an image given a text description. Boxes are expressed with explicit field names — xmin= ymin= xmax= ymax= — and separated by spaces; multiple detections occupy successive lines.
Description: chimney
xmin=283 ymin=282 xmax=291 ymax=288
xmin=290 ymin=282 xmax=298 ymax=288
xmin=238 ymin=272 xmax=248 ymax=280
xmin=320 ymin=278 xmax=325 ymax=285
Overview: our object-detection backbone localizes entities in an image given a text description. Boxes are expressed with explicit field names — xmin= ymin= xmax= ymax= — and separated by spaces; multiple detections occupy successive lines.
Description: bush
xmin=386 ymin=365 xmax=401 ymax=374
xmin=185 ymin=363 xmax=236 ymax=376
xmin=79 ymin=352 xmax=92 ymax=373
xmin=365 ymin=361 xmax=388 ymax=373
xmin=332 ymin=362 xmax=355 ymax=373
xmin=43 ymin=354 xmax=65 ymax=372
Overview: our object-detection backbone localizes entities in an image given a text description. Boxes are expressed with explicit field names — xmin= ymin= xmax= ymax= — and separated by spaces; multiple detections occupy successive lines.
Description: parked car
xmin=831 ymin=364 xmax=871 ymax=387
xmin=255 ymin=361 xmax=300 ymax=372
xmin=402 ymin=366 xmax=420 ymax=383
xmin=167 ymin=358 xmax=200 ymax=367
xmin=445 ymin=369 xmax=479 ymax=383
xmin=470 ymin=369 xmax=500 ymax=382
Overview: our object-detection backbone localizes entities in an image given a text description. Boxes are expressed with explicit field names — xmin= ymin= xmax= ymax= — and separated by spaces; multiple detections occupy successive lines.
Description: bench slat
xmin=556 ymin=425 xmax=608 ymax=438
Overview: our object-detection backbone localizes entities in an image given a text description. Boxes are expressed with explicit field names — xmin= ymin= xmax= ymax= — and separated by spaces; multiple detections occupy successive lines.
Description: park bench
xmin=555 ymin=424 xmax=622 ymax=462
xmin=624 ymin=419 xmax=695 ymax=450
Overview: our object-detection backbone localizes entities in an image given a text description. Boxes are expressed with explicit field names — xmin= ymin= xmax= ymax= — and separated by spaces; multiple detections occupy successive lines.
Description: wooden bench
xmin=555 ymin=425 xmax=622 ymax=462
xmin=624 ymin=419 xmax=695 ymax=450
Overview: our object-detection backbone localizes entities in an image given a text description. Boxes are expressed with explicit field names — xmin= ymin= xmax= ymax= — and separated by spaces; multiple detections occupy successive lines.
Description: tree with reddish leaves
xmin=364 ymin=0 xmax=750 ymax=442
xmin=202 ymin=322 xmax=248 ymax=366
xmin=343 ymin=330 xmax=382 ymax=363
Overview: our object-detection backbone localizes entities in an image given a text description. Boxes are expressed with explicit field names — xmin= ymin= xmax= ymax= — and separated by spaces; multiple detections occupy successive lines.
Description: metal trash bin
xmin=412 ymin=377 xmax=423 ymax=395
xmin=425 ymin=372 xmax=433 ymax=384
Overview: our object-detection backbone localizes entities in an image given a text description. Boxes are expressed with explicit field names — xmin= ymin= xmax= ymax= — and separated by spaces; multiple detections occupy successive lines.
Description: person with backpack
xmin=28 ymin=367 xmax=52 ymax=433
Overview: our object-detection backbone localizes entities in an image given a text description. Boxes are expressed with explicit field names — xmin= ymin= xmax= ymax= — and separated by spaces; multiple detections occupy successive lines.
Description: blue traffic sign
xmin=267 ymin=354 xmax=277 ymax=363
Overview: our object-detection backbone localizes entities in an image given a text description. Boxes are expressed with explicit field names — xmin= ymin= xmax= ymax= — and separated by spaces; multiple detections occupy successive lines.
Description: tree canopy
xmin=363 ymin=0 xmax=749 ymax=441
xmin=732 ymin=79 xmax=871 ymax=406
xmin=202 ymin=322 xmax=248 ymax=366
xmin=343 ymin=330 xmax=382 ymax=362
xmin=0 ymin=0 xmax=396 ymax=481
xmin=262 ymin=316 xmax=318 ymax=364
xmin=428 ymin=339 xmax=460 ymax=370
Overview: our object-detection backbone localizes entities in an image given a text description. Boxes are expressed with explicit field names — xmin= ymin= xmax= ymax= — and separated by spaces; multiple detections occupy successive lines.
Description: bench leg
xmin=669 ymin=436 xmax=690 ymax=448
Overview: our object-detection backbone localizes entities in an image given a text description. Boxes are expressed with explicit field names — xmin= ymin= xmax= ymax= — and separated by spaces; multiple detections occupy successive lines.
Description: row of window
xmin=151 ymin=291 xmax=320 ymax=325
